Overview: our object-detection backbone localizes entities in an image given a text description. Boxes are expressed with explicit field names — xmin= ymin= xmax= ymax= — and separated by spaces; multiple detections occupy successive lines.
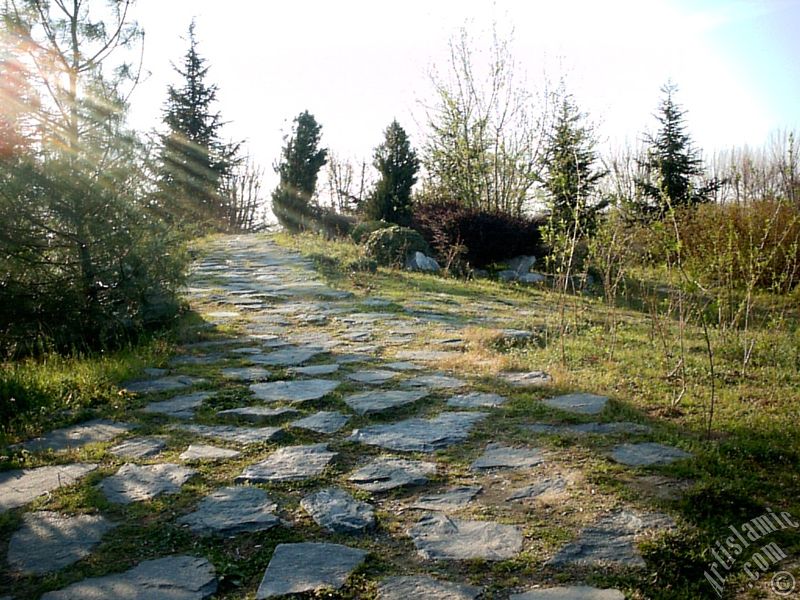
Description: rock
xmin=40 ymin=555 xmax=217 ymax=600
xmin=349 ymin=412 xmax=487 ymax=453
xmin=447 ymin=392 xmax=507 ymax=409
xmin=220 ymin=367 xmax=271 ymax=381
xmin=547 ymin=509 xmax=675 ymax=568
xmin=507 ymin=255 xmax=537 ymax=274
xmin=499 ymin=371 xmax=552 ymax=387
xmin=179 ymin=444 xmax=241 ymax=462
xmin=15 ymin=420 xmax=133 ymax=453
xmin=169 ymin=354 xmax=225 ymax=366
xmin=176 ymin=424 xmax=282 ymax=445
xmin=349 ymin=457 xmax=437 ymax=492
xmin=401 ymin=374 xmax=466 ymax=390
xmin=109 ymin=437 xmax=167 ymax=459
xmin=394 ymin=349 xmax=462 ymax=362
xmin=519 ymin=272 xmax=547 ymax=284
xmin=344 ymin=389 xmax=428 ymax=415
xmin=98 ymin=463 xmax=196 ymax=504
xmin=217 ymin=406 xmax=300 ymax=424
xmin=347 ymin=369 xmax=399 ymax=385
xmin=247 ymin=346 xmax=321 ymax=366
xmin=256 ymin=542 xmax=367 ymax=599
xmin=0 ymin=463 xmax=98 ymax=513
xmin=177 ymin=486 xmax=279 ymax=535
xmin=408 ymin=514 xmax=523 ymax=561
xmin=142 ymin=391 xmax=213 ymax=419
xmin=507 ymin=477 xmax=568 ymax=502
xmin=291 ymin=411 xmax=350 ymax=434
xmin=383 ymin=361 xmax=424 ymax=371
xmin=378 ymin=575 xmax=482 ymax=600
xmin=236 ymin=444 xmax=336 ymax=483
xmin=300 ymin=487 xmax=375 ymax=533
xmin=122 ymin=375 xmax=206 ymax=395
xmin=510 ymin=586 xmax=625 ymax=600
xmin=411 ymin=486 xmax=482 ymax=511
xmin=7 ymin=511 xmax=116 ymax=574
xmin=405 ymin=251 xmax=441 ymax=272
xmin=289 ymin=363 xmax=341 ymax=376
xmin=470 ymin=443 xmax=545 ymax=470
xmin=610 ymin=442 xmax=692 ymax=466
xmin=542 ymin=393 xmax=608 ymax=415
xmin=498 ymin=269 xmax=519 ymax=282
xmin=249 ymin=379 xmax=340 ymax=404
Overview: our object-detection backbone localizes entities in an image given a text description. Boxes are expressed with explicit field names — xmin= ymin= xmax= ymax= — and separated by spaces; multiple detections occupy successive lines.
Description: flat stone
xmin=344 ymin=389 xmax=428 ymax=415
xmin=123 ymin=375 xmax=206 ymax=395
xmin=142 ymin=391 xmax=213 ymax=419
xmin=250 ymin=379 xmax=340 ymax=404
xmin=470 ymin=443 xmax=545 ymax=470
xmin=349 ymin=457 xmax=437 ymax=492
xmin=384 ymin=361 xmax=424 ymax=371
xmin=347 ymin=369 xmax=399 ymax=385
xmin=499 ymin=371 xmax=552 ymax=387
xmin=176 ymin=424 xmax=282 ymax=445
xmin=610 ymin=442 xmax=692 ymax=466
xmin=395 ymin=350 xmax=461 ymax=362
xmin=109 ymin=437 xmax=167 ymax=459
xmin=177 ymin=486 xmax=279 ymax=535
xmin=207 ymin=310 xmax=240 ymax=319
xmin=349 ymin=412 xmax=487 ymax=452
xmin=447 ymin=392 xmax=508 ymax=409
xmin=547 ymin=509 xmax=675 ymax=568
xmin=221 ymin=367 xmax=271 ymax=381
xmin=7 ymin=511 xmax=116 ymax=574
xmin=217 ymin=406 xmax=300 ymax=424
xmin=401 ymin=374 xmax=466 ymax=389
xmin=508 ymin=477 xmax=568 ymax=502
xmin=300 ymin=487 xmax=375 ymax=533
xmin=248 ymin=346 xmax=321 ymax=366
xmin=408 ymin=514 xmax=523 ymax=560
xmin=236 ymin=444 xmax=336 ymax=483
xmin=543 ymin=393 xmax=608 ymax=415
xmin=169 ymin=354 xmax=225 ymax=366
xmin=98 ymin=463 xmax=196 ymax=504
xmin=40 ymin=555 xmax=217 ymax=600
xmin=0 ymin=463 xmax=98 ymax=513
xmin=527 ymin=422 xmax=652 ymax=436
xmin=256 ymin=542 xmax=367 ymax=599
xmin=510 ymin=586 xmax=625 ymax=600
xmin=289 ymin=363 xmax=341 ymax=376
xmin=411 ymin=486 xmax=482 ymax=511
xmin=179 ymin=444 xmax=241 ymax=462
xmin=16 ymin=420 xmax=133 ymax=453
xmin=291 ymin=411 xmax=350 ymax=434
xmin=378 ymin=576 xmax=482 ymax=600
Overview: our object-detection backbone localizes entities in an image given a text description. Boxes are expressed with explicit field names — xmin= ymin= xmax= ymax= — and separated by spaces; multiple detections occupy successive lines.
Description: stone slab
xmin=349 ymin=457 xmax=437 ymax=492
xmin=109 ymin=437 xmax=167 ymax=459
xmin=142 ymin=391 xmax=213 ymax=419
xmin=217 ymin=406 xmax=300 ymax=424
xmin=98 ymin=463 xmax=196 ymax=504
xmin=499 ymin=371 xmax=552 ymax=387
xmin=408 ymin=514 xmax=523 ymax=560
xmin=0 ymin=463 xmax=98 ymax=513
xmin=348 ymin=412 xmax=487 ymax=452
xmin=179 ymin=444 xmax=241 ymax=462
xmin=40 ymin=555 xmax=217 ymax=600
xmin=508 ymin=477 xmax=568 ymax=502
xmin=447 ymin=392 xmax=508 ymax=409
xmin=384 ymin=361 xmax=424 ymax=371
xmin=470 ymin=443 xmax=545 ymax=470
xmin=291 ymin=411 xmax=350 ymax=434
xmin=300 ymin=487 xmax=375 ymax=533
xmin=344 ymin=389 xmax=428 ymax=415
xmin=411 ymin=486 xmax=482 ymax=511
xmin=347 ymin=369 xmax=399 ymax=385
xmin=247 ymin=346 xmax=321 ymax=366
xmin=401 ymin=375 xmax=467 ymax=390
xmin=220 ymin=367 xmax=271 ymax=381
xmin=236 ymin=444 xmax=337 ymax=483
xmin=378 ymin=575 xmax=482 ymax=600
xmin=16 ymin=420 xmax=133 ymax=453
xmin=250 ymin=379 xmax=340 ymax=404
xmin=256 ymin=542 xmax=367 ymax=599
xmin=123 ymin=375 xmax=206 ymax=395
xmin=176 ymin=424 xmax=282 ymax=445
xmin=177 ymin=486 xmax=279 ymax=535
xmin=610 ymin=443 xmax=692 ymax=466
xmin=510 ymin=586 xmax=625 ymax=600
xmin=7 ymin=511 xmax=116 ymax=574
xmin=542 ymin=393 xmax=609 ymax=415
xmin=289 ymin=364 xmax=341 ymax=376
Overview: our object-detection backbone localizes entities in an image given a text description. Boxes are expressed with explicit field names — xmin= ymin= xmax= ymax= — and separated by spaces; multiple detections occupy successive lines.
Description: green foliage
xmin=363 ymin=225 xmax=430 ymax=267
xmin=363 ymin=120 xmax=418 ymax=225
xmin=351 ymin=220 xmax=392 ymax=244
xmin=272 ymin=111 xmax=328 ymax=232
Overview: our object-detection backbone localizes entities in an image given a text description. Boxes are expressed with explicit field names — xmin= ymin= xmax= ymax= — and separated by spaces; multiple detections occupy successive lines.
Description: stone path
xmin=0 ymin=235 xmax=696 ymax=598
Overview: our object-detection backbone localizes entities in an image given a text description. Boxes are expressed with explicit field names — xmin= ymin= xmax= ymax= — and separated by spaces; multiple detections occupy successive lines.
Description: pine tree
xmin=364 ymin=120 xmax=419 ymax=225
xmin=271 ymin=111 xmax=327 ymax=232
xmin=542 ymin=95 xmax=606 ymax=235
xmin=159 ymin=22 xmax=238 ymax=226
xmin=635 ymin=82 xmax=718 ymax=219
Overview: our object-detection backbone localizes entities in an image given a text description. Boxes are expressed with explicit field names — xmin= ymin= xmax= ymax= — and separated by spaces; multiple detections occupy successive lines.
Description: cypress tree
xmin=364 ymin=120 xmax=419 ymax=226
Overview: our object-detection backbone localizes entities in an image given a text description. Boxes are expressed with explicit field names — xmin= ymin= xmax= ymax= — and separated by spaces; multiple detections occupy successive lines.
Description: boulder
xmin=507 ymin=255 xmax=537 ymax=274
xmin=519 ymin=272 xmax=546 ymax=284
xmin=405 ymin=251 xmax=441 ymax=273
xmin=498 ymin=270 xmax=519 ymax=282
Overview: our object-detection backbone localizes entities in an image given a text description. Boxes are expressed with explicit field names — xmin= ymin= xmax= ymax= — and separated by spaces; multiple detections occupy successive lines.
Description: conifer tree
xmin=364 ymin=120 xmax=419 ymax=225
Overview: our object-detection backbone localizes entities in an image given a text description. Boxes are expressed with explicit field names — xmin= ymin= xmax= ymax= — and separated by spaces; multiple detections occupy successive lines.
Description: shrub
xmin=363 ymin=225 xmax=430 ymax=267
xmin=347 ymin=257 xmax=378 ymax=273
xmin=351 ymin=220 xmax=392 ymax=244
xmin=314 ymin=208 xmax=355 ymax=239
xmin=412 ymin=199 xmax=545 ymax=268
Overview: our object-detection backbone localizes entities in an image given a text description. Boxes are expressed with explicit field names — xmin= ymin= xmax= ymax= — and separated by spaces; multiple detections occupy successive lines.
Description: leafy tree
xmin=541 ymin=94 xmax=606 ymax=235
xmin=364 ymin=120 xmax=419 ymax=225
xmin=635 ymin=82 xmax=718 ymax=219
xmin=271 ymin=110 xmax=327 ymax=232
xmin=159 ymin=21 xmax=239 ymax=226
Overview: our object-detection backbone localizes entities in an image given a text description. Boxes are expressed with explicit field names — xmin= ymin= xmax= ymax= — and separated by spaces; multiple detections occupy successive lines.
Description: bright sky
xmin=127 ymin=0 xmax=800 ymax=187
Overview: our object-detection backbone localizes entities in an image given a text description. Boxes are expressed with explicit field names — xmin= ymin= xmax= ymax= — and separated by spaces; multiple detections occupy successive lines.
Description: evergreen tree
xmin=635 ymin=82 xmax=718 ymax=219
xmin=541 ymin=95 xmax=606 ymax=235
xmin=159 ymin=21 xmax=238 ymax=226
xmin=365 ymin=120 xmax=419 ymax=225
xmin=271 ymin=111 xmax=327 ymax=232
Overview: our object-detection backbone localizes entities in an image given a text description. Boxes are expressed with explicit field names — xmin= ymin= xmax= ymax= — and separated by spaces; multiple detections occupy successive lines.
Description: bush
xmin=363 ymin=225 xmax=430 ymax=267
xmin=412 ymin=199 xmax=545 ymax=268
xmin=351 ymin=220 xmax=392 ymax=244
xmin=314 ymin=208 xmax=355 ymax=239
xmin=347 ymin=257 xmax=378 ymax=273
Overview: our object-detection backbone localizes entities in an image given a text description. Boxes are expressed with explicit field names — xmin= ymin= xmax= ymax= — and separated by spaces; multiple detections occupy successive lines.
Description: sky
xmin=125 ymin=0 xmax=800 ymax=190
